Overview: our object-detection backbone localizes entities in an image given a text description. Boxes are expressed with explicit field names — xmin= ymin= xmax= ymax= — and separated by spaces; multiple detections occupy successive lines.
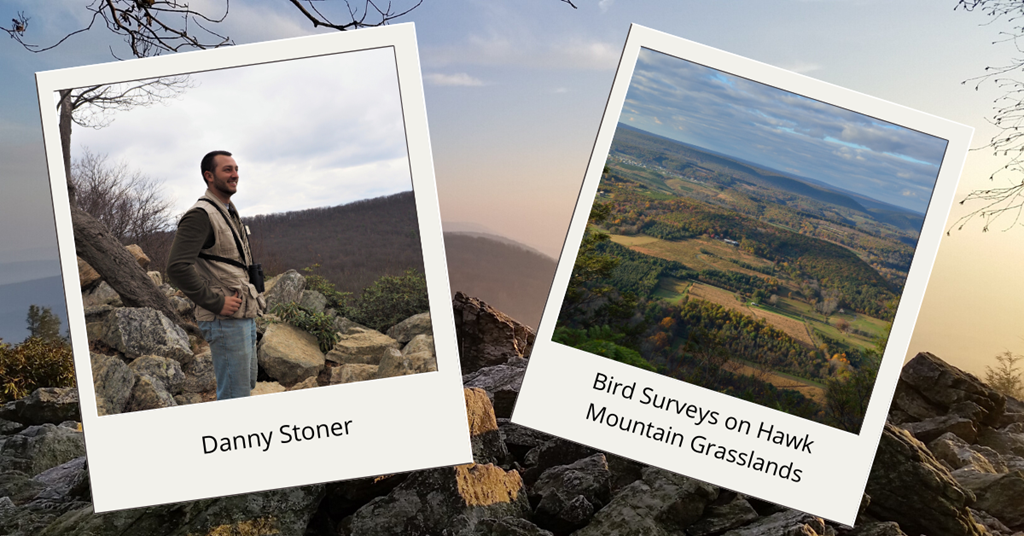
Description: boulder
xmin=463 ymin=360 xmax=527 ymax=419
xmin=901 ymin=414 xmax=978 ymax=444
xmin=465 ymin=387 xmax=509 ymax=466
xmin=898 ymin=352 xmax=1005 ymax=427
xmin=687 ymin=496 xmax=761 ymax=536
xmin=864 ymin=424 xmax=985 ymax=536
xmin=168 ymin=295 xmax=193 ymax=317
xmin=299 ymin=290 xmax=327 ymax=314
xmin=252 ymin=381 xmax=287 ymax=396
xmin=522 ymin=438 xmax=597 ymax=485
xmin=375 ymin=349 xmax=436 ymax=379
xmin=126 ymin=375 xmax=177 ymax=412
xmin=0 ymin=388 xmax=80 ymax=426
xmin=720 ymin=509 xmax=834 ymax=536
xmin=258 ymin=323 xmax=325 ymax=387
xmin=333 ymin=316 xmax=369 ymax=336
xmin=90 ymin=353 xmax=134 ymax=417
xmin=38 ymin=484 xmax=325 ymax=536
xmin=953 ymin=470 xmax=1024 ymax=529
xmin=180 ymin=348 xmax=216 ymax=395
xmin=572 ymin=466 xmax=718 ymax=536
xmin=329 ymin=364 xmax=379 ymax=385
xmin=499 ymin=419 xmax=553 ymax=465
xmin=31 ymin=455 xmax=90 ymax=503
xmin=146 ymin=271 xmax=162 ymax=286
xmin=453 ymin=292 xmax=535 ymax=373
xmin=403 ymin=334 xmax=435 ymax=356
xmin=125 ymin=244 xmax=150 ymax=270
xmin=288 ymin=376 xmax=319 ymax=391
xmin=345 ymin=464 xmax=529 ymax=536
xmin=326 ymin=331 xmax=400 ymax=366
xmin=129 ymin=355 xmax=184 ymax=395
xmin=843 ymin=522 xmax=908 ymax=536
xmin=264 ymin=269 xmax=305 ymax=310
xmin=928 ymin=432 xmax=999 ymax=473
xmin=100 ymin=307 xmax=193 ymax=366
xmin=530 ymin=453 xmax=612 ymax=533
xmin=81 ymin=281 xmax=122 ymax=308
xmin=975 ymin=426 xmax=1024 ymax=458
xmin=77 ymin=257 xmax=101 ymax=288
xmin=0 ymin=424 xmax=86 ymax=477
xmin=387 ymin=312 xmax=432 ymax=344
xmin=456 ymin=517 xmax=554 ymax=536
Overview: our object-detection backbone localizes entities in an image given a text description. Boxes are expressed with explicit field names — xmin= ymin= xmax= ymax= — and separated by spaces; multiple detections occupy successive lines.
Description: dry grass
xmin=688 ymin=283 xmax=815 ymax=348
xmin=724 ymin=361 xmax=826 ymax=405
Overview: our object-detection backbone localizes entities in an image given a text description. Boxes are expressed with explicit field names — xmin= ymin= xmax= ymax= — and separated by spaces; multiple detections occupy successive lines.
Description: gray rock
xmin=465 ymin=387 xmax=510 ymax=466
xmin=456 ymin=517 xmax=554 ymax=536
xmin=32 ymin=455 xmax=89 ymax=503
xmin=329 ymin=364 xmax=379 ymax=385
xmin=299 ymin=289 xmax=327 ymax=313
xmin=901 ymin=414 xmax=978 ymax=444
xmin=864 ymin=424 xmax=984 ymax=536
xmin=687 ymin=496 xmax=761 ymax=536
xmin=100 ymin=307 xmax=193 ymax=366
xmin=0 ymin=424 xmax=86 ymax=477
xmin=899 ymin=352 xmax=1005 ymax=427
xmin=0 ymin=388 xmax=80 ymax=426
xmin=180 ymin=348 xmax=216 ymax=395
xmin=572 ymin=466 xmax=718 ymax=536
xmin=928 ymin=432 xmax=998 ymax=473
xmin=257 ymin=323 xmax=325 ymax=387
xmin=326 ymin=330 xmax=400 ymax=366
xmin=375 ymin=349 xmax=436 ymax=379
xmin=129 ymin=355 xmax=185 ymax=396
xmin=721 ymin=509 xmax=833 ymax=536
xmin=81 ymin=281 xmax=122 ymax=308
xmin=453 ymin=292 xmax=535 ymax=374
xmin=843 ymin=522 xmax=908 ymax=536
xmin=522 ymin=438 xmax=597 ymax=485
xmin=464 ymin=360 xmax=527 ymax=419
xmin=90 ymin=353 xmax=134 ymax=417
xmin=126 ymin=375 xmax=177 ymax=412
xmin=969 ymin=507 xmax=1014 ymax=536
xmin=498 ymin=419 xmax=552 ymax=464
xmin=953 ymin=470 xmax=1024 ymax=529
xmin=387 ymin=312 xmax=432 ymax=344
xmin=530 ymin=453 xmax=612 ymax=533
xmin=975 ymin=426 xmax=1024 ymax=457
xmin=82 ymin=305 xmax=114 ymax=324
xmin=264 ymin=269 xmax=305 ymax=310
xmin=333 ymin=316 xmax=369 ymax=335
xmin=168 ymin=295 xmax=193 ymax=317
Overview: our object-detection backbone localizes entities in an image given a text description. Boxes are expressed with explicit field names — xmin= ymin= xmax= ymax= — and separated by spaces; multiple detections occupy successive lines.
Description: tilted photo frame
xmin=36 ymin=24 xmax=472 ymax=512
xmin=512 ymin=24 xmax=972 ymax=524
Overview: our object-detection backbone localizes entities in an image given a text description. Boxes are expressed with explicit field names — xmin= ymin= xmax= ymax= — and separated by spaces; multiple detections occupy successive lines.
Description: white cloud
xmin=424 ymin=73 xmax=486 ymax=87
xmin=599 ymin=0 xmax=615 ymax=13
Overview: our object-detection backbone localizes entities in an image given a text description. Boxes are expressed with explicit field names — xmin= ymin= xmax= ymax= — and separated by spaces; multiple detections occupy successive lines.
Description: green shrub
xmin=270 ymin=303 xmax=339 ymax=353
xmin=350 ymin=269 xmax=429 ymax=332
xmin=0 ymin=337 xmax=76 ymax=403
xmin=302 ymin=264 xmax=353 ymax=316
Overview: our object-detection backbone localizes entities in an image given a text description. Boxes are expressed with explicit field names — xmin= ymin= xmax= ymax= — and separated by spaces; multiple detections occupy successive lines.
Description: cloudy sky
xmin=620 ymin=48 xmax=948 ymax=214
xmin=2 ymin=0 xmax=1024 ymax=377
xmin=71 ymin=47 xmax=411 ymax=218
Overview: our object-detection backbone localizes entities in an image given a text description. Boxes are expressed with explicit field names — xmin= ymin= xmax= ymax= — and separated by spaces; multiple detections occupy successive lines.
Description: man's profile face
xmin=205 ymin=155 xmax=239 ymax=200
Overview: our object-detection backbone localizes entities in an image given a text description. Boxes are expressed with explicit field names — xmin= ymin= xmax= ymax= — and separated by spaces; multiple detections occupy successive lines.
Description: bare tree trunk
xmin=58 ymin=90 xmax=75 ymax=205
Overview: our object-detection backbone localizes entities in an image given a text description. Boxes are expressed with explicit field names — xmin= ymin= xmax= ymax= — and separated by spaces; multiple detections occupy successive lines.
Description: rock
xmin=333 ymin=316 xmax=369 ymax=335
xmin=928 ymin=432 xmax=998 ymax=473
xmin=288 ymin=376 xmax=319 ymax=391
xmin=83 ymin=305 xmax=115 ymax=324
xmin=129 ymin=355 xmax=185 ymax=395
xmin=864 ymin=424 xmax=984 ymax=536
xmin=180 ymin=348 xmax=216 ymax=395
xmin=264 ymin=269 xmax=305 ymax=310
xmin=326 ymin=330 xmax=400 ymax=366
xmin=0 ymin=388 xmax=80 ymax=426
xmin=345 ymin=464 xmax=529 ymax=536
xmin=125 ymin=244 xmax=150 ymax=270
xmin=901 ymin=414 xmax=978 ymax=444
xmin=969 ymin=507 xmax=1014 ymax=536
xmin=457 ymin=517 xmax=554 ymax=536
xmin=499 ymin=419 xmax=552 ymax=465
xmin=899 ymin=352 xmax=1005 ymax=427
xmin=168 ymin=295 xmax=193 ymax=317
xmin=32 ymin=455 xmax=89 ymax=503
xmin=77 ymin=257 xmax=101 ymax=288
xmin=0 ymin=424 xmax=85 ymax=477
xmin=81 ymin=281 xmax=122 ymax=308
xmin=299 ymin=290 xmax=327 ymax=314
xmin=687 ymin=496 xmax=761 ymax=536
xmin=126 ymin=375 xmax=177 ymax=412
xmin=402 ymin=333 xmax=435 ymax=356
xmin=329 ymin=364 xmax=378 ymax=385
xmin=572 ymin=466 xmax=718 ymax=536
xmin=90 ymin=353 xmax=134 ymax=417
xmin=953 ymin=470 xmax=1024 ymax=529
xmin=721 ymin=509 xmax=833 ymax=536
xmin=465 ymin=387 xmax=509 ymax=466
xmin=252 ymin=381 xmax=286 ymax=396
xmin=464 ymin=360 xmax=527 ymax=419
xmin=146 ymin=271 xmax=162 ymax=286
xmin=975 ymin=426 xmax=1024 ymax=457
xmin=317 ymin=474 xmax=408 ymax=528
xmin=258 ymin=323 xmax=325 ymax=387
xmin=843 ymin=522 xmax=908 ymax=536
xmin=522 ymin=438 xmax=597 ymax=485
xmin=530 ymin=453 xmax=612 ymax=533
xmin=453 ymin=292 xmax=535 ymax=374
xmin=100 ymin=307 xmax=193 ymax=366
xmin=387 ymin=312 xmax=432 ymax=344
xmin=38 ymin=484 xmax=324 ymax=536
xmin=375 ymin=349 xmax=436 ymax=379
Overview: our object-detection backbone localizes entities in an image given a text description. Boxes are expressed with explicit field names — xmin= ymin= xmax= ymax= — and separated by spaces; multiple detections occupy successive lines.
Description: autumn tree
xmin=26 ymin=305 xmax=63 ymax=343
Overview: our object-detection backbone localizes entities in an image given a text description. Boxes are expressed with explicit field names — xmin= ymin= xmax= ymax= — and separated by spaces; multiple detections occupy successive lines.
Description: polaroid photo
xmin=512 ymin=24 xmax=972 ymax=524
xmin=36 ymin=24 xmax=472 ymax=512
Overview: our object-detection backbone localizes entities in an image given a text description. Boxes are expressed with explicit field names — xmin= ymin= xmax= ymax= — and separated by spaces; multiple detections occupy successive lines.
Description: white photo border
xmin=36 ymin=23 xmax=472 ymax=513
xmin=511 ymin=24 xmax=973 ymax=525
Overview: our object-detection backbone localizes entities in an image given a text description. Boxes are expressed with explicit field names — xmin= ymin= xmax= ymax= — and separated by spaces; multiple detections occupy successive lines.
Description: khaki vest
xmin=189 ymin=191 xmax=266 ymax=321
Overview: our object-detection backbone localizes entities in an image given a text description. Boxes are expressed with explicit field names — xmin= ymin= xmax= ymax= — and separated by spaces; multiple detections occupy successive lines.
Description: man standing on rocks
xmin=168 ymin=150 xmax=266 ymax=400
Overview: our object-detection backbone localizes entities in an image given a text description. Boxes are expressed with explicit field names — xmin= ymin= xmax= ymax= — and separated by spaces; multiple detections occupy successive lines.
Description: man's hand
xmin=220 ymin=290 xmax=242 ymax=316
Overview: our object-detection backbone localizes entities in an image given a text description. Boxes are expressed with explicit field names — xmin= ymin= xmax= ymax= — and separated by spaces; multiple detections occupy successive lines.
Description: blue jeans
xmin=199 ymin=318 xmax=257 ymax=400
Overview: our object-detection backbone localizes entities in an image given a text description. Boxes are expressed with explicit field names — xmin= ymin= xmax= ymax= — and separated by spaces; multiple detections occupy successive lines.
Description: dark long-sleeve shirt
xmin=166 ymin=208 xmax=223 ymax=314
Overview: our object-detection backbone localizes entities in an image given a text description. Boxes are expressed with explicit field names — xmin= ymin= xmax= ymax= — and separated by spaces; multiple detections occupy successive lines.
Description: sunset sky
xmin=1 ymin=0 xmax=1022 ymax=378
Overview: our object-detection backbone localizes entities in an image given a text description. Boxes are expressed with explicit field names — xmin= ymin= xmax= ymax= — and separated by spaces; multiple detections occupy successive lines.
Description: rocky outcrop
xmin=453 ymin=292 xmax=535 ymax=373
xmin=387 ymin=312 xmax=432 ymax=344
xmin=326 ymin=330 xmax=400 ymax=366
xmin=126 ymin=355 xmax=185 ymax=412
xmin=100 ymin=307 xmax=193 ymax=366
xmin=90 ymin=353 xmax=134 ymax=416
xmin=0 ymin=388 xmax=80 ymax=426
xmin=264 ymin=269 xmax=305 ymax=310
xmin=299 ymin=289 xmax=328 ymax=313
xmin=0 ymin=424 xmax=86 ymax=477
xmin=258 ymin=322 xmax=325 ymax=387
xmin=464 ymin=359 xmax=528 ymax=419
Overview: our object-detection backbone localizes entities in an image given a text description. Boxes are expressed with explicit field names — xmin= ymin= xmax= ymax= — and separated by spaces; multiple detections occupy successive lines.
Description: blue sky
xmin=620 ymin=48 xmax=948 ymax=214
xmin=1 ymin=0 xmax=1023 ymax=376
